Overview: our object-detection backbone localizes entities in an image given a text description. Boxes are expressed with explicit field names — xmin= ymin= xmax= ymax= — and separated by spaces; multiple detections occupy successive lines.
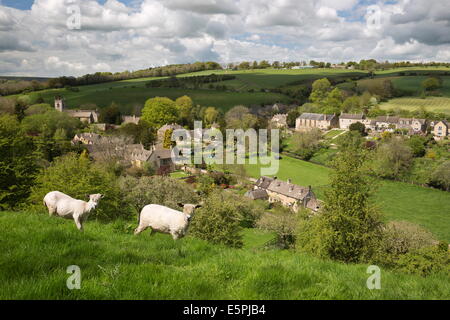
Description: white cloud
xmin=0 ymin=0 xmax=448 ymax=77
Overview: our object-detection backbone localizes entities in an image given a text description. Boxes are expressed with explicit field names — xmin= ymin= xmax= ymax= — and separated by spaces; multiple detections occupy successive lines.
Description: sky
xmin=0 ymin=0 xmax=449 ymax=77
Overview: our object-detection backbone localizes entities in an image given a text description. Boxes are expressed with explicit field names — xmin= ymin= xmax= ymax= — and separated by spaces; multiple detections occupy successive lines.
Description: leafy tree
xmin=374 ymin=138 xmax=413 ymax=179
xmin=203 ymin=107 xmax=219 ymax=126
xmin=310 ymin=78 xmax=332 ymax=106
xmin=429 ymin=161 xmax=450 ymax=191
xmin=118 ymin=175 xmax=198 ymax=214
xmin=99 ymin=102 xmax=122 ymax=124
xmin=342 ymin=96 xmax=361 ymax=113
xmin=323 ymin=88 xmax=344 ymax=114
xmin=297 ymin=135 xmax=383 ymax=263
xmin=0 ymin=115 xmax=38 ymax=210
xmin=163 ymin=128 xmax=175 ymax=149
xmin=291 ymin=128 xmax=322 ymax=160
xmin=407 ymin=135 xmax=427 ymax=157
xmin=29 ymin=153 xmax=122 ymax=220
xmin=189 ymin=192 xmax=244 ymax=248
xmin=225 ymin=105 xmax=257 ymax=130
xmin=141 ymin=97 xmax=179 ymax=128
xmin=422 ymin=77 xmax=442 ymax=92
xmin=287 ymin=109 xmax=299 ymax=127
xmin=117 ymin=122 xmax=155 ymax=148
xmin=349 ymin=122 xmax=366 ymax=136
xmin=175 ymin=96 xmax=193 ymax=126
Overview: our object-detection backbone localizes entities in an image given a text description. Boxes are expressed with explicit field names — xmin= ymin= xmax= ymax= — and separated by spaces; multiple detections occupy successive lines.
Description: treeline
xmin=1 ymin=62 xmax=222 ymax=96
xmin=145 ymin=74 xmax=236 ymax=89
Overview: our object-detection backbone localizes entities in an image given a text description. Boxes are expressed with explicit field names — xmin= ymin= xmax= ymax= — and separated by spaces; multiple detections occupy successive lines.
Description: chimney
xmin=287 ymin=178 xmax=291 ymax=184
xmin=289 ymin=185 xmax=294 ymax=192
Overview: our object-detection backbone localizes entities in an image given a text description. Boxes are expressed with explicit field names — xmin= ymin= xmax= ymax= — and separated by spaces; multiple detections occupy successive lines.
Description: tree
xmin=189 ymin=192 xmax=244 ymax=248
xmin=310 ymin=78 xmax=332 ymax=106
xmin=422 ymin=77 xmax=442 ymax=92
xmin=429 ymin=161 xmax=450 ymax=191
xmin=141 ymin=97 xmax=179 ymax=128
xmin=175 ymin=96 xmax=193 ymax=126
xmin=99 ymin=102 xmax=122 ymax=125
xmin=342 ymin=96 xmax=361 ymax=113
xmin=0 ymin=115 xmax=38 ymax=210
xmin=225 ymin=105 xmax=257 ymax=130
xmin=407 ymin=135 xmax=427 ymax=157
xmin=297 ymin=134 xmax=383 ymax=263
xmin=374 ymin=138 xmax=413 ymax=179
xmin=287 ymin=109 xmax=299 ymax=127
xmin=349 ymin=122 xmax=366 ymax=136
xmin=323 ymin=88 xmax=344 ymax=114
xmin=29 ymin=153 xmax=122 ymax=220
xmin=203 ymin=107 xmax=219 ymax=126
xmin=291 ymin=128 xmax=322 ymax=160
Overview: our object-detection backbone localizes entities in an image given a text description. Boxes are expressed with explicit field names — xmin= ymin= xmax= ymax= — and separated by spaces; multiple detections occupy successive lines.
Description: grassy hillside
xmin=26 ymin=85 xmax=290 ymax=114
xmin=10 ymin=68 xmax=368 ymax=114
xmin=245 ymin=155 xmax=450 ymax=241
xmin=0 ymin=211 xmax=448 ymax=300
xmin=379 ymin=97 xmax=450 ymax=115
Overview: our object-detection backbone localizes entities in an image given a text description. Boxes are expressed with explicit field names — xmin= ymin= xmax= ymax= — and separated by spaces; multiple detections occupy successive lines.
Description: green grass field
xmin=1 ymin=211 xmax=448 ymax=300
xmin=245 ymin=155 xmax=450 ymax=241
xmin=9 ymin=68 xmax=370 ymax=114
xmin=379 ymin=97 xmax=450 ymax=115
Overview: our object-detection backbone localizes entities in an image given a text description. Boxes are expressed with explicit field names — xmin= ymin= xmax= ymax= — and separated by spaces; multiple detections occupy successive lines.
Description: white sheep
xmin=43 ymin=191 xmax=104 ymax=231
xmin=134 ymin=203 xmax=202 ymax=240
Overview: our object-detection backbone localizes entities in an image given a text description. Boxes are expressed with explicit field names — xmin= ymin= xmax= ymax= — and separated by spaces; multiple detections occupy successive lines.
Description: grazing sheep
xmin=134 ymin=203 xmax=202 ymax=240
xmin=43 ymin=191 xmax=103 ymax=231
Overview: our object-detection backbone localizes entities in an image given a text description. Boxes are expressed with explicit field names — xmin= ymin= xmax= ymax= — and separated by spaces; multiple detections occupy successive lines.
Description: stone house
xmin=55 ymin=97 xmax=99 ymax=124
xmin=270 ymin=114 xmax=288 ymax=129
xmin=433 ymin=120 xmax=449 ymax=140
xmin=251 ymin=176 xmax=321 ymax=212
xmin=339 ymin=113 xmax=365 ymax=130
xmin=295 ymin=113 xmax=338 ymax=131
xmin=373 ymin=116 xmax=400 ymax=132
xmin=122 ymin=115 xmax=141 ymax=125
xmin=157 ymin=123 xmax=183 ymax=142
xmin=397 ymin=118 xmax=427 ymax=134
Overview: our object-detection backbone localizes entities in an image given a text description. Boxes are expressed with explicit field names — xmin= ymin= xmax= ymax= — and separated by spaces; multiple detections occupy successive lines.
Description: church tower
xmin=55 ymin=96 xmax=65 ymax=112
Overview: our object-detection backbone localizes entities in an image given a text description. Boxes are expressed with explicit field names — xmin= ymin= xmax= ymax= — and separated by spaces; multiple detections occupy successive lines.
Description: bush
xmin=257 ymin=205 xmax=298 ymax=249
xmin=375 ymin=221 xmax=437 ymax=267
xmin=29 ymin=153 xmax=122 ymax=220
xmin=394 ymin=244 xmax=450 ymax=277
xmin=119 ymin=175 xmax=199 ymax=215
xmin=189 ymin=192 xmax=244 ymax=248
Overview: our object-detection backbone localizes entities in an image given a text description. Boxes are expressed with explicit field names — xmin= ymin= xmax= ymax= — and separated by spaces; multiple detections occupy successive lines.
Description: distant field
xmin=26 ymin=85 xmax=291 ymax=113
xmin=379 ymin=97 xmax=450 ymax=115
xmin=245 ymin=155 xmax=450 ymax=241
xmin=375 ymin=67 xmax=450 ymax=76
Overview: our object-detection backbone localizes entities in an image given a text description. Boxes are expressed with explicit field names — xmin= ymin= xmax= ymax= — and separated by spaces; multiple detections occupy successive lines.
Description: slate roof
xmin=298 ymin=113 xmax=336 ymax=122
xmin=340 ymin=113 xmax=364 ymax=120
xmin=267 ymin=179 xmax=312 ymax=201
xmin=374 ymin=116 xmax=400 ymax=124
xmin=245 ymin=189 xmax=269 ymax=200
xmin=255 ymin=176 xmax=274 ymax=190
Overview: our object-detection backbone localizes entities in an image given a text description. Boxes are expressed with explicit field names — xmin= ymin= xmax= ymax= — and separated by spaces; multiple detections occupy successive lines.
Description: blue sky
xmin=1 ymin=0 xmax=449 ymax=77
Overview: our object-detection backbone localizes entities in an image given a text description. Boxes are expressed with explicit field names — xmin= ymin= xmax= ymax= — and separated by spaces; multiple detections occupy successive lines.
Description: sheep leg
xmin=47 ymin=206 xmax=57 ymax=217
xmin=170 ymin=231 xmax=180 ymax=240
xmin=74 ymin=217 xmax=84 ymax=231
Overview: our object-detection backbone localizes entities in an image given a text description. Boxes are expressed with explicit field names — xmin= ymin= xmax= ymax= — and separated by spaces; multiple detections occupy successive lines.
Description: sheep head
xmin=178 ymin=203 xmax=202 ymax=221
xmin=89 ymin=194 xmax=104 ymax=203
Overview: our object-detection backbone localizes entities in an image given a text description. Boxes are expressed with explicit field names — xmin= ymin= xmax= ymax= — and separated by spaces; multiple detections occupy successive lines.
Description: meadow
xmin=1 ymin=211 xmax=448 ymax=300
xmin=11 ymin=68 xmax=369 ymax=114
xmin=245 ymin=155 xmax=450 ymax=241
xmin=379 ymin=97 xmax=450 ymax=115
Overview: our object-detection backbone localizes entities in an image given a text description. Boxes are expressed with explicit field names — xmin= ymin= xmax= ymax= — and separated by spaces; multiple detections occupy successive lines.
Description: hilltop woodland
xmin=0 ymin=62 xmax=449 ymax=299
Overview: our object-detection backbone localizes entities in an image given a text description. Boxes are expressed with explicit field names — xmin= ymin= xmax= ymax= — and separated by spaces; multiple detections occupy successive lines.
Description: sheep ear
xmin=86 ymin=194 xmax=90 ymax=199
xmin=195 ymin=204 xmax=203 ymax=209
xmin=177 ymin=203 xmax=184 ymax=208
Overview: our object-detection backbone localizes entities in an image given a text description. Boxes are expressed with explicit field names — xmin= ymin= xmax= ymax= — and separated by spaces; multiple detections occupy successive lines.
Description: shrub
xmin=119 ymin=175 xmax=199 ymax=215
xmin=29 ymin=153 xmax=122 ymax=220
xmin=394 ymin=244 xmax=450 ymax=277
xmin=189 ymin=192 xmax=243 ymax=248
xmin=257 ymin=206 xmax=298 ymax=249
xmin=375 ymin=221 xmax=437 ymax=266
